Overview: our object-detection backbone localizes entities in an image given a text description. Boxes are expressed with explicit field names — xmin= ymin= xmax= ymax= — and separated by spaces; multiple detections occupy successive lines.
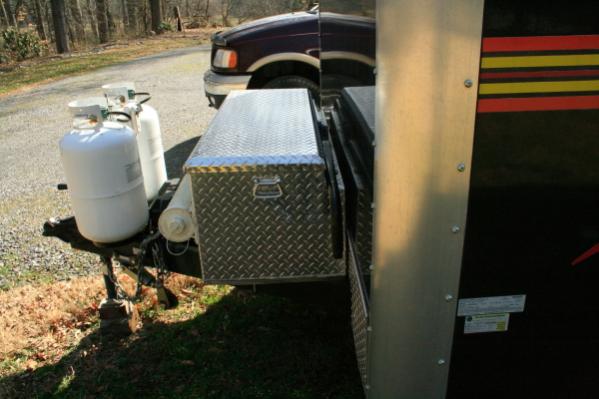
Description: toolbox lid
xmin=185 ymin=89 xmax=324 ymax=171
xmin=341 ymin=86 xmax=375 ymax=143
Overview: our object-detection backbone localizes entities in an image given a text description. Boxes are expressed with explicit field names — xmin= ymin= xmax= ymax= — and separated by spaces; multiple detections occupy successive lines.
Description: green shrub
xmin=157 ymin=22 xmax=174 ymax=33
xmin=1 ymin=29 xmax=43 ymax=61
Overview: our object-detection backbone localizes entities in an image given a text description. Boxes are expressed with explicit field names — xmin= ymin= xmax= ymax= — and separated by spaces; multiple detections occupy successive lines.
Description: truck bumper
xmin=203 ymin=70 xmax=252 ymax=108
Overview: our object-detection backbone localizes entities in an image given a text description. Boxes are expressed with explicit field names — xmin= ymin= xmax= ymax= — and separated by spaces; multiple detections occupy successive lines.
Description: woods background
xmin=0 ymin=0 xmax=315 ymax=60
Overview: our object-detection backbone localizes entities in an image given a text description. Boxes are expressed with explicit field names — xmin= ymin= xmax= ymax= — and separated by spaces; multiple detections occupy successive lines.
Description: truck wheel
xmin=263 ymin=75 xmax=319 ymax=98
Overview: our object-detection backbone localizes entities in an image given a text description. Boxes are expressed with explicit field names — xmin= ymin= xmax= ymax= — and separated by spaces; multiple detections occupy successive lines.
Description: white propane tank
xmin=102 ymin=82 xmax=168 ymax=200
xmin=60 ymin=98 xmax=149 ymax=243
xmin=158 ymin=174 xmax=195 ymax=243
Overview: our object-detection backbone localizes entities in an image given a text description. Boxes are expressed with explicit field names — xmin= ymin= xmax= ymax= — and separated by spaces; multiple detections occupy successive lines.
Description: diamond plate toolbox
xmin=184 ymin=89 xmax=344 ymax=283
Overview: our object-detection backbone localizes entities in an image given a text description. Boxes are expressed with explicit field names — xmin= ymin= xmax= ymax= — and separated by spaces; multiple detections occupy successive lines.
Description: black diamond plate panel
xmin=355 ymin=188 xmax=373 ymax=275
xmin=349 ymin=240 xmax=369 ymax=389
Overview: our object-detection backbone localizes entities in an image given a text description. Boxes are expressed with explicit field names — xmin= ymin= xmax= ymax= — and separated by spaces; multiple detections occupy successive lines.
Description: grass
xmin=0 ymin=274 xmax=364 ymax=398
xmin=0 ymin=31 xmax=214 ymax=97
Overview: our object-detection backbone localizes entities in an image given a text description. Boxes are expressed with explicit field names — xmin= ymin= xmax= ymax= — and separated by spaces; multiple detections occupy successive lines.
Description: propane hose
xmin=134 ymin=92 xmax=152 ymax=105
xmin=107 ymin=111 xmax=132 ymax=123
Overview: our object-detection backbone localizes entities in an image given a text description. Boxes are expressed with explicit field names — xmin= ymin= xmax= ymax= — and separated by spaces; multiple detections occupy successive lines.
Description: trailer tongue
xmin=44 ymin=87 xmax=344 ymax=329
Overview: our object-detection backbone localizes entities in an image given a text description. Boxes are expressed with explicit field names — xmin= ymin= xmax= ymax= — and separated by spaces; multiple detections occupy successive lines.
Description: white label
xmin=126 ymin=160 xmax=142 ymax=183
xmin=457 ymin=295 xmax=526 ymax=316
xmin=464 ymin=313 xmax=509 ymax=334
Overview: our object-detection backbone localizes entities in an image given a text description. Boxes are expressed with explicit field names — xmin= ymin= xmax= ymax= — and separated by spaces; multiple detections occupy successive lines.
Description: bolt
xmin=464 ymin=79 xmax=473 ymax=88
xmin=437 ymin=359 xmax=446 ymax=365
xmin=367 ymin=326 xmax=373 ymax=332
xmin=371 ymin=140 xmax=376 ymax=146
xmin=451 ymin=226 xmax=460 ymax=234
xmin=365 ymin=384 xmax=371 ymax=390
xmin=445 ymin=294 xmax=454 ymax=302
xmin=371 ymin=202 xmax=375 ymax=210
xmin=457 ymin=163 xmax=466 ymax=172
xmin=369 ymin=264 xmax=374 ymax=271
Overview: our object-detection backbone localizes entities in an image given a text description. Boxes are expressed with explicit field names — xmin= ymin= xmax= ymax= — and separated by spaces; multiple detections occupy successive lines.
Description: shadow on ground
xmin=0 ymin=281 xmax=364 ymax=399
xmin=164 ymin=136 xmax=201 ymax=178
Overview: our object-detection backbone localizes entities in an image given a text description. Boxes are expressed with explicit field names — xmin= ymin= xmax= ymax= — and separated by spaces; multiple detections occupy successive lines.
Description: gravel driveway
xmin=0 ymin=46 xmax=216 ymax=289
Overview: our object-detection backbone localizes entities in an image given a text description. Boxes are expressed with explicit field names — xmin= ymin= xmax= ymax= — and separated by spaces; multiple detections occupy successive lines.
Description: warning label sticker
xmin=126 ymin=159 xmax=142 ymax=183
xmin=457 ymin=295 xmax=526 ymax=316
xmin=464 ymin=313 xmax=510 ymax=334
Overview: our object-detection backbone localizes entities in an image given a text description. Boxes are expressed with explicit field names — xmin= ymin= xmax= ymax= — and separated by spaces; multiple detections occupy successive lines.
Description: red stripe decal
xmin=572 ymin=243 xmax=599 ymax=266
xmin=482 ymin=35 xmax=599 ymax=53
xmin=480 ymin=69 xmax=599 ymax=80
xmin=477 ymin=95 xmax=599 ymax=113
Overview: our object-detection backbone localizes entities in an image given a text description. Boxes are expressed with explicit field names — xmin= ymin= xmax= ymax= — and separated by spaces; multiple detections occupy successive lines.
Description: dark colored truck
xmin=204 ymin=8 xmax=375 ymax=107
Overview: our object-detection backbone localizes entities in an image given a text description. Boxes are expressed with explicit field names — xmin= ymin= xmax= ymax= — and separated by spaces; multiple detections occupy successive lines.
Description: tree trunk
xmin=0 ymin=0 xmax=12 ymax=27
xmin=68 ymin=0 xmax=85 ymax=40
xmin=141 ymin=0 xmax=148 ymax=33
xmin=13 ymin=0 xmax=23 ymax=27
xmin=95 ymin=0 xmax=109 ymax=43
xmin=64 ymin=4 xmax=76 ymax=48
xmin=105 ymin=0 xmax=115 ymax=34
xmin=45 ymin=0 xmax=55 ymax=41
xmin=119 ymin=0 xmax=128 ymax=31
xmin=3 ymin=0 xmax=17 ymax=27
xmin=32 ymin=0 xmax=47 ymax=39
xmin=203 ymin=0 xmax=208 ymax=25
xmin=149 ymin=0 xmax=161 ymax=33
xmin=50 ymin=0 xmax=70 ymax=53
xmin=125 ymin=0 xmax=137 ymax=34
xmin=85 ymin=0 xmax=98 ymax=40
xmin=173 ymin=5 xmax=181 ymax=31
xmin=220 ymin=0 xmax=229 ymax=27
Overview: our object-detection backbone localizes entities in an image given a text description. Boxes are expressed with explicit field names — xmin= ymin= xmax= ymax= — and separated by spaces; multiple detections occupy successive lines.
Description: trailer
xmin=44 ymin=0 xmax=599 ymax=397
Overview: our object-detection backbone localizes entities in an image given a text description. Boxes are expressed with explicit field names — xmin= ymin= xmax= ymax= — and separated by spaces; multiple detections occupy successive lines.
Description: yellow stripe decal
xmin=481 ymin=54 xmax=599 ymax=69
xmin=479 ymin=80 xmax=599 ymax=95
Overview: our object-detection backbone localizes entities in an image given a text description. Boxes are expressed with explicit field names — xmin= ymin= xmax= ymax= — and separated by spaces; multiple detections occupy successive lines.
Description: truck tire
xmin=263 ymin=75 xmax=319 ymax=98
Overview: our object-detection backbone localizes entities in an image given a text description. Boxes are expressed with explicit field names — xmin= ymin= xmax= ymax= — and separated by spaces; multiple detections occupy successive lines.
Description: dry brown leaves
xmin=0 ymin=271 xmax=205 ymax=375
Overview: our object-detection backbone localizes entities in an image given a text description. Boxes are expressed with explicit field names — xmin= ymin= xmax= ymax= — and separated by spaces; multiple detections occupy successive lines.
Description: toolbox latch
xmin=252 ymin=176 xmax=283 ymax=199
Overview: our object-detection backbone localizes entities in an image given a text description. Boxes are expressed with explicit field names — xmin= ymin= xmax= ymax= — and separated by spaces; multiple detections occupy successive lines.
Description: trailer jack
xmin=43 ymin=217 xmax=178 ymax=335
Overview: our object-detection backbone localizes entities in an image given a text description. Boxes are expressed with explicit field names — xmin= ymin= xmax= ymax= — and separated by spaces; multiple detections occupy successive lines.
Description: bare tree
xmin=119 ymin=0 xmax=128 ymax=30
xmin=32 ymin=0 xmax=47 ymax=39
xmin=50 ymin=0 xmax=69 ymax=53
xmin=220 ymin=0 xmax=231 ymax=26
xmin=2 ymin=0 xmax=16 ymax=27
xmin=95 ymin=0 xmax=109 ymax=42
xmin=68 ymin=0 xmax=85 ymax=40
xmin=1 ymin=0 xmax=14 ymax=27
xmin=105 ymin=0 xmax=116 ymax=34
xmin=125 ymin=0 xmax=137 ymax=34
xmin=85 ymin=0 xmax=98 ymax=40
xmin=173 ymin=5 xmax=181 ymax=31
xmin=150 ymin=0 xmax=161 ymax=32
xmin=140 ymin=0 xmax=148 ymax=33
xmin=12 ymin=0 xmax=23 ymax=27
xmin=45 ymin=0 xmax=55 ymax=41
